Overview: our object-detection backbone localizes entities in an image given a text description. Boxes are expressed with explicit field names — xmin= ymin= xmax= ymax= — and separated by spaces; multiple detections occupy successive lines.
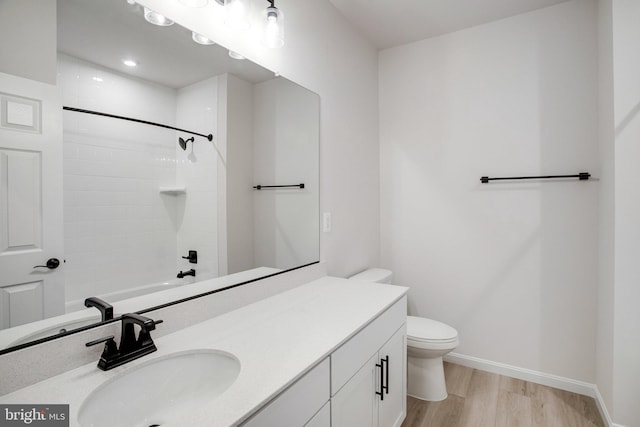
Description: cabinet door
xmin=331 ymin=353 xmax=379 ymax=427
xmin=378 ymin=325 xmax=407 ymax=427
xmin=304 ymin=402 xmax=330 ymax=427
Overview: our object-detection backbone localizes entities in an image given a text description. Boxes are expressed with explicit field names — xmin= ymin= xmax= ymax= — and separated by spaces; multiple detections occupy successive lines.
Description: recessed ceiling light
xmin=143 ymin=7 xmax=174 ymax=26
xmin=228 ymin=50 xmax=245 ymax=60
xmin=192 ymin=32 xmax=215 ymax=45
xmin=122 ymin=59 xmax=138 ymax=67
xmin=92 ymin=76 xmax=104 ymax=82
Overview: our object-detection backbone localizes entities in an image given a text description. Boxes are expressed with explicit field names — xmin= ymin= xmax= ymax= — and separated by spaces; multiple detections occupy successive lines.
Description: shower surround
xmin=59 ymin=53 xmax=220 ymax=311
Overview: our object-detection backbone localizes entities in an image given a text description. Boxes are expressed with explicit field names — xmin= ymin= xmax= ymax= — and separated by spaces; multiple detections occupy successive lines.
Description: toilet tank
xmin=348 ymin=268 xmax=393 ymax=284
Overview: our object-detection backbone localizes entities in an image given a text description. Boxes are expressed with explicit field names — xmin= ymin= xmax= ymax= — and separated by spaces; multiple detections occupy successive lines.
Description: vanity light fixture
xmin=223 ymin=0 xmax=250 ymax=30
xmin=179 ymin=0 xmax=209 ymax=7
xmin=143 ymin=7 xmax=174 ymax=26
xmin=262 ymin=0 xmax=284 ymax=48
xmin=192 ymin=32 xmax=216 ymax=45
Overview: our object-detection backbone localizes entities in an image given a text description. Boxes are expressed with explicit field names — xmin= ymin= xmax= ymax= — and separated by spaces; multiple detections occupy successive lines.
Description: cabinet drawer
xmin=242 ymin=357 xmax=330 ymax=427
xmin=331 ymin=296 xmax=406 ymax=395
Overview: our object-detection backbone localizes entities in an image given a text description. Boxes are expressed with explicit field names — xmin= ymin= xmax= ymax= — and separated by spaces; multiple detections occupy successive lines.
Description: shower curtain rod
xmin=480 ymin=172 xmax=591 ymax=183
xmin=63 ymin=106 xmax=214 ymax=141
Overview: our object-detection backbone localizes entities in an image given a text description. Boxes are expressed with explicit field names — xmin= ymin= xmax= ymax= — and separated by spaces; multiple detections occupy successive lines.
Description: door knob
xmin=33 ymin=258 xmax=61 ymax=269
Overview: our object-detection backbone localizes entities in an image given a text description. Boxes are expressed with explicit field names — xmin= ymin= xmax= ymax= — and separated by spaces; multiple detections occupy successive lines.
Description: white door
xmin=331 ymin=353 xmax=379 ymax=427
xmin=0 ymin=72 xmax=64 ymax=330
xmin=378 ymin=325 xmax=407 ymax=427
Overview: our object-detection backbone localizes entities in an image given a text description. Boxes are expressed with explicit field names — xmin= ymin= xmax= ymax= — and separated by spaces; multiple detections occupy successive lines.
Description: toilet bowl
xmin=349 ymin=268 xmax=459 ymax=402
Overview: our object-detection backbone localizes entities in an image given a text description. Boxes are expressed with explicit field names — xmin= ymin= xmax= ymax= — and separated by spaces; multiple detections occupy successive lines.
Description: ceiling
xmin=57 ymin=0 xmax=274 ymax=89
xmin=328 ymin=0 xmax=572 ymax=49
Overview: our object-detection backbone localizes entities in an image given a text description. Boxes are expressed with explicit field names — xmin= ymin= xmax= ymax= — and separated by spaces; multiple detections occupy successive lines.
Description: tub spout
xmin=177 ymin=269 xmax=196 ymax=279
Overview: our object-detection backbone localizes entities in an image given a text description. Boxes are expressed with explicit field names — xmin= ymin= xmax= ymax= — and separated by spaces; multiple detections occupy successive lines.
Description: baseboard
xmin=591 ymin=385 xmax=625 ymax=427
xmin=444 ymin=352 xmax=624 ymax=427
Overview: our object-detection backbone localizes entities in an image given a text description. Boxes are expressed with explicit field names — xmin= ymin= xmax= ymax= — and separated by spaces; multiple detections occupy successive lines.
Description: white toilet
xmin=349 ymin=268 xmax=459 ymax=401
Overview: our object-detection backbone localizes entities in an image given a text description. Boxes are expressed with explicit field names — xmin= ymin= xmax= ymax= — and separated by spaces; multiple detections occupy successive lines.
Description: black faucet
xmin=177 ymin=269 xmax=196 ymax=278
xmin=84 ymin=297 xmax=114 ymax=321
xmin=86 ymin=313 xmax=163 ymax=371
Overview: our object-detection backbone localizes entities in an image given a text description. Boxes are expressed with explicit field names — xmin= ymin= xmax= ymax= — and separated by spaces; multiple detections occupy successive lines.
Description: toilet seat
xmin=407 ymin=316 xmax=458 ymax=344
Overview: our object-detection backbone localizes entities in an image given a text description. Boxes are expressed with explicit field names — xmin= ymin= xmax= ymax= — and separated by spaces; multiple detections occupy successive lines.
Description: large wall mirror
xmin=0 ymin=0 xmax=319 ymax=353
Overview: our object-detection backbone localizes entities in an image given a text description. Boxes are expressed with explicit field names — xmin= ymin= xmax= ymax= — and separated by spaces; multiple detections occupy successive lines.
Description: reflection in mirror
xmin=0 ymin=0 xmax=319 ymax=353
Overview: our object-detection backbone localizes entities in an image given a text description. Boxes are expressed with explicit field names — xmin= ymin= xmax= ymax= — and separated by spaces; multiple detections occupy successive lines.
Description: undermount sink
xmin=78 ymin=349 xmax=241 ymax=427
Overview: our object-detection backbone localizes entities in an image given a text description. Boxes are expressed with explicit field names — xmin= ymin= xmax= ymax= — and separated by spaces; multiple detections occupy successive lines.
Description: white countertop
xmin=0 ymin=276 xmax=407 ymax=426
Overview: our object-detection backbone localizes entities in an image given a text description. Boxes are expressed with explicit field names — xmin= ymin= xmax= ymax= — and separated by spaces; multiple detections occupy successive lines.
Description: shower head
xmin=178 ymin=136 xmax=194 ymax=151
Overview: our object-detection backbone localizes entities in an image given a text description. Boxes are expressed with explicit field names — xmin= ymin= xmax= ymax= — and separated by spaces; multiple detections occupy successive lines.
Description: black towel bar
xmin=253 ymin=184 xmax=305 ymax=190
xmin=480 ymin=172 xmax=590 ymax=183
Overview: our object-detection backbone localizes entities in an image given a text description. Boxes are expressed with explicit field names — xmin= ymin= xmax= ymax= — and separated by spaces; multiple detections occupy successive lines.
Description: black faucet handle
xmin=181 ymin=250 xmax=198 ymax=264
xmin=84 ymin=297 xmax=114 ymax=321
xmin=85 ymin=335 xmax=115 ymax=347
xmin=86 ymin=335 xmax=119 ymax=364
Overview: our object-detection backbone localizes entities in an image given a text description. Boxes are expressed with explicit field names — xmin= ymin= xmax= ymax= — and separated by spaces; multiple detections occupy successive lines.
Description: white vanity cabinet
xmin=241 ymin=358 xmax=330 ymax=427
xmin=331 ymin=297 xmax=407 ymax=427
xmin=0 ymin=277 xmax=408 ymax=427
xmin=242 ymin=295 xmax=407 ymax=427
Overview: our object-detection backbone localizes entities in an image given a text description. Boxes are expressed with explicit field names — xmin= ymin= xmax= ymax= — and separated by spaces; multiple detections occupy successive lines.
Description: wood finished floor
xmin=402 ymin=362 xmax=605 ymax=427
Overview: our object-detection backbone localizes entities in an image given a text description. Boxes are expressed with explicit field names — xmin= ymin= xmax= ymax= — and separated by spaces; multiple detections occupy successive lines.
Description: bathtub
xmin=1 ymin=267 xmax=280 ymax=351
xmin=65 ymin=275 xmax=199 ymax=313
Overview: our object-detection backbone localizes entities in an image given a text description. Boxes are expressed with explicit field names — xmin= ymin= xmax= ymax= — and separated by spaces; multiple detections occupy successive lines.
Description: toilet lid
xmin=407 ymin=316 xmax=458 ymax=343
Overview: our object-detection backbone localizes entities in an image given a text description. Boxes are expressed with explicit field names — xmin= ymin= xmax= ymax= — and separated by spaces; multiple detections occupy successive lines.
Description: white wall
xmin=59 ymin=54 xmax=179 ymax=305
xmin=611 ymin=1 xmax=640 ymax=424
xmin=224 ymin=74 xmax=256 ymax=275
xmin=596 ymin=0 xmax=615 ymax=416
xmin=380 ymin=0 xmax=599 ymax=382
xmin=0 ymin=0 xmax=56 ymax=84
xmin=137 ymin=0 xmax=381 ymax=278
xmin=176 ymin=76 xmax=220 ymax=280
xmin=253 ymin=78 xmax=320 ymax=270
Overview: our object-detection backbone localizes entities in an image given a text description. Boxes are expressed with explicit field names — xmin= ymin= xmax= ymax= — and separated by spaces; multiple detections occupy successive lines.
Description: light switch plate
xmin=322 ymin=212 xmax=332 ymax=233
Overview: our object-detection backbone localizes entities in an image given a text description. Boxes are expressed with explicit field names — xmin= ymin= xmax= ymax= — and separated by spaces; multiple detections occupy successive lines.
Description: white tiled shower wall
xmin=176 ymin=77 xmax=220 ymax=281
xmin=58 ymin=54 xmax=219 ymax=309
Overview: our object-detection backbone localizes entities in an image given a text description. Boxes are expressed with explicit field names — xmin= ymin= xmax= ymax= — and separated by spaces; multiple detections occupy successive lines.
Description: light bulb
xmin=262 ymin=6 xmax=284 ymax=48
xmin=143 ymin=7 xmax=174 ymax=26
xmin=179 ymin=0 xmax=208 ymax=6
xmin=224 ymin=0 xmax=250 ymax=30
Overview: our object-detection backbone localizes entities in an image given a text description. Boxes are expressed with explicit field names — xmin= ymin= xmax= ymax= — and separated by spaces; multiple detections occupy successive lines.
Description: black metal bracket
xmin=480 ymin=172 xmax=591 ymax=184
xmin=253 ymin=183 xmax=305 ymax=190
